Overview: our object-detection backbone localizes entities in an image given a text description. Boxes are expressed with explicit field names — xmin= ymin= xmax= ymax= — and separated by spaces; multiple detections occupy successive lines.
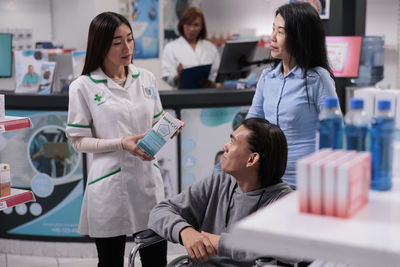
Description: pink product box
xmin=297 ymin=149 xmax=333 ymax=213
xmin=310 ymin=150 xmax=347 ymax=215
xmin=323 ymin=151 xmax=357 ymax=217
xmin=336 ymin=152 xmax=371 ymax=218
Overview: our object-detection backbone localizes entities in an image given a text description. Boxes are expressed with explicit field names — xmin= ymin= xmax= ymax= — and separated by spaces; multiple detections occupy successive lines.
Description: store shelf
xmin=0 ymin=188 xmax=35 ymax=211
xmin=227 ymin=179 xmax=400 ymax=267
xmin=0 ymin=116 xmax=32 ymax=133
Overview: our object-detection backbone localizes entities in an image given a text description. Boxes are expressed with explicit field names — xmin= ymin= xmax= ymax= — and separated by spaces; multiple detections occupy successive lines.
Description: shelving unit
xmin=0 ymin=188 xmax=35 ymax=211
xmin=0 ymin=115 xmax=34 ymax=210
xmin=0 ymin=115 xmax=32 ymax=132
xmin=227 ymin=179 xmax=400 ymax=267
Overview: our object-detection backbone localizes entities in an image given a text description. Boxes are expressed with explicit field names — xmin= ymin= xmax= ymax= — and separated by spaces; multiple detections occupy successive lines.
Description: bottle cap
xmin=324 ymin=97 xmax=338 ymax=108
xmin=377 ymin=100 xmax=391 ymax=110
xmin=350 ymin=98 xmax=364 ymax=109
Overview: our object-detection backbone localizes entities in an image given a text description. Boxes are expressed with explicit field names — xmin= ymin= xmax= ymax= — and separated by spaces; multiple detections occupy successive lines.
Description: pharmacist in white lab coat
xmin=162 ymin=7 xmax=220 ymax=87
xmin=66 ymin=12 xmax=182 ymax=267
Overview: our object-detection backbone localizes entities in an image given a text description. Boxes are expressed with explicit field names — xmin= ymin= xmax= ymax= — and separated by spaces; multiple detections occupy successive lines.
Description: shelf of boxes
xmin=0 ymin=116 xmax=32 ymax=133
xmin=0 ymin=188 xmax=35 ymax=211
xmin=0 ymin=116 xmax=34 ymax=208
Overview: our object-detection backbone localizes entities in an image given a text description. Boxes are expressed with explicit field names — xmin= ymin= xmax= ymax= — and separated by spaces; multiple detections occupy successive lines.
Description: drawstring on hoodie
xmin=224 ymin=183 xmax=265 ymax=228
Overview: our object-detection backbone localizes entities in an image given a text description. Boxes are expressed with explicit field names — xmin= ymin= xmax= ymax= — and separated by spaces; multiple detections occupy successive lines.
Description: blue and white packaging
xmin=138 ymin=112 xmax=180 ymax=157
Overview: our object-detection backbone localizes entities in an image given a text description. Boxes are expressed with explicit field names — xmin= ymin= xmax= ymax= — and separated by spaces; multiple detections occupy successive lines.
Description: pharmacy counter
xmin=3 ymin=88 xmax=255 ymax=110
xmin=226 ymin=179 xmax=400 ymax=267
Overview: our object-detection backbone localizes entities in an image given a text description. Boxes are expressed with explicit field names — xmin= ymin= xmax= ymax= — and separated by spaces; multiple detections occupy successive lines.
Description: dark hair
xmin=242 ymin=118 xmax=287 ymax=187
xmin=81 ymin=12 xmax=133 ymax=75
xmin=275 ymin=3 xmax=334 ymax=101
xmin=177 ymin=7 xmax=207 ymax=40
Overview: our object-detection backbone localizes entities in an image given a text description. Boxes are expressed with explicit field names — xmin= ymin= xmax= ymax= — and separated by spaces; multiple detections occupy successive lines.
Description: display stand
xmin=0 ymin=115 xmax=34 ymax=209
xmin=227 ymin=179 xmax=400 ymax=267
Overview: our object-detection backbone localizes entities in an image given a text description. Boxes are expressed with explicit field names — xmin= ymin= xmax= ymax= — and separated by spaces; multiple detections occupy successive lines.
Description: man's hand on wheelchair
xmin=180 ymin=227 xmax=217 ymax=263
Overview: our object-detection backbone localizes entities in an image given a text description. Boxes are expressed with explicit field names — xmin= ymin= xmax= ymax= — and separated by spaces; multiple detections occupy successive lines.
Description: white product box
xmin=297 ymin=149 xmax=332 ymax=213
xmin=310 ymin=150 xmax=346 ymax=215
xmin=0 ymin=94 xmax=4 ymax=121
xmin=138 ymin=112 xmax=180 ymax=157
xmin=353 ymin=88 xmax=381 ymax=121
xmin=323 ymin=151 xmax=357 ymax=217
xmin=336 ymin=152 xmax=371 ymax=218
xmin=0 ymin=163 xmax=11 ymax=197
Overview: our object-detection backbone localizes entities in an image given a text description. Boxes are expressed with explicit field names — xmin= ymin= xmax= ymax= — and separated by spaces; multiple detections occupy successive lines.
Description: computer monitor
xmin=216 ymin=40 xmax=259 ymax=83
xmin=0 ymin=33 xmax=12 ymax=78
xmin=326 ymin=36 xmax=362 ymax=78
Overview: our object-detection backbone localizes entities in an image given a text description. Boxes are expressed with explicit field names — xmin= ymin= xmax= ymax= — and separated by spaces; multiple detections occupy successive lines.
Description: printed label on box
xmin=138 ymin=112 xmax=180 ymax=157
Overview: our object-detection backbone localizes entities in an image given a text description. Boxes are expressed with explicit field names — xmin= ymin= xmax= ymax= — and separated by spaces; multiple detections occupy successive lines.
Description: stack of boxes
xmin=0 ymin=163 xmax=11 ymax=197
xmin=297 ymin=149 xmax=371 ymax=218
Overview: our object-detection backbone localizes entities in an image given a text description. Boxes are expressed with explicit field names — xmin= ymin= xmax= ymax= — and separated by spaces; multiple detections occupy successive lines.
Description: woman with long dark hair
xmin=247 ymin=2 xmax=340 ymax=188
xmin=66 ymin=12 xmax=174 ymax=267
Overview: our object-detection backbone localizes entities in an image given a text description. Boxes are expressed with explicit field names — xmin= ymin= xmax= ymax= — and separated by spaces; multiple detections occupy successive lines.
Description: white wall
xmin=51 ymin=0 xmax=95 ymax=50
xmin=0 ymin=0 xmax=52 ymax=43
xmin=365 ymin=0 xmax=399 ymax=88
xmin=200 ymin=0 xmax=286 ymax=38
xmin=51 ymin=0 xmax=119 ymax=51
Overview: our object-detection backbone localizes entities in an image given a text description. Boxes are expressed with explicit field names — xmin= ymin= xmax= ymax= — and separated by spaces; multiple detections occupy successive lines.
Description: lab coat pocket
xmin=87 ymin=167 xmax=124 ymax=230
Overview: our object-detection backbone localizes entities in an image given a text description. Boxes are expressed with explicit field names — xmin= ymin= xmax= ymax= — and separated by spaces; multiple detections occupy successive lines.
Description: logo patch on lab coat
xmin=143 ymin=86 xmax=157 ymax=100
xmin=94 ymin=92 xmax=106 ymax=106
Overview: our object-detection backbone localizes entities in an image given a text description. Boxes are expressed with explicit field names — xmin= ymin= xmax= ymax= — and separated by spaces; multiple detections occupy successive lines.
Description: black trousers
xmin=95 ymin=235 xmax=167 ymax=267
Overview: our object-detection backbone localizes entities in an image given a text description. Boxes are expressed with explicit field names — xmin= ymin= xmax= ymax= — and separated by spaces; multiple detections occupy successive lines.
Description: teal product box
xmin=138 ymin=112 xmax=180 ymax=157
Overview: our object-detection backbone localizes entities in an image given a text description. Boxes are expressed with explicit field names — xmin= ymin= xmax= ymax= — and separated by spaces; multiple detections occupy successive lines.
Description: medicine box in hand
xmin=138 ymin=112 xmax=180 ymax=157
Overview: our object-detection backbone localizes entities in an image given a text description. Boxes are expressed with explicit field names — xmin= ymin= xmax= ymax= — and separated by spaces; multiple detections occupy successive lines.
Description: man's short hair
xmin=242 ymin=118 xmax=288 ymax=187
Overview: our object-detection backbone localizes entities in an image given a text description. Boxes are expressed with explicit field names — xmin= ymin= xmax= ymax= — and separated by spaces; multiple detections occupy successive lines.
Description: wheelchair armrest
xmin=133 ymin=229 xmax=164 ymax=248
xmin=129 ymin=229 xmax=166 ymax=267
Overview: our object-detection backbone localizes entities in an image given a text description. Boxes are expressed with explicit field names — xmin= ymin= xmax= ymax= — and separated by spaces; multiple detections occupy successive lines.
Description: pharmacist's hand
xmin=177 ymin=63 xmax=183 ymax=75
xmin=180 ymin=227 xmax=217 ymax=263
xmin=171 ymin=119 xmax=185 ymax=139
xmin=122 ymin=134 xmax=154 ymax=161
xmin=173 ymin=63 xmax=184 ymax=85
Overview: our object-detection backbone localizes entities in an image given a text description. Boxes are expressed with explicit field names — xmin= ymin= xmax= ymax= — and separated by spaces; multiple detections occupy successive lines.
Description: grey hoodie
xmin=148 ymin=170 xmax=293 ymax=266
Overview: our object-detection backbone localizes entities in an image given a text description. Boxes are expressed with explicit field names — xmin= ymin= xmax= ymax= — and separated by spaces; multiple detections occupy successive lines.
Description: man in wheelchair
xmin=148 ymin=118 xmax=293 ymax=266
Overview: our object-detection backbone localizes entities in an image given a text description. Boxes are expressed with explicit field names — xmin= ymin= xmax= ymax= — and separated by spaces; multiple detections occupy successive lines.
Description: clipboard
xmin=178 ymin=64 xmax=212 ymax=89
xmin=42 ymin=142 xmax=70 ymax=158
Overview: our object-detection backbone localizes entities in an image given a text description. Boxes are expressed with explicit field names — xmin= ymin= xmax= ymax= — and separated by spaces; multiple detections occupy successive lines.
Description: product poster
xmin=0 ymin=110 xmax=85 ymax=240
xmin=180 ymin=106 xmax=249 ymax=190
xmin=38 ymin=62 xmax=56 ymax=95
xmin=120 ymin=0 xmax=159 ymax=59
xmin=290 ymin=0 xmax=330 ymax=19
xmin=14 ymin=50 xmax=52 ymax=94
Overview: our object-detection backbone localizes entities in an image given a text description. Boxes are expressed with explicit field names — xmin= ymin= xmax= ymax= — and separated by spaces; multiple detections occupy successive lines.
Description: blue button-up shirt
xmin=247 ymin=62 xmax=338 ymax=186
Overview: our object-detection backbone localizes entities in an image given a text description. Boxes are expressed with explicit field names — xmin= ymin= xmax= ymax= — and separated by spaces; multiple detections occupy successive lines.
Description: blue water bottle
xmin=370 ymin=100 xmax=395 ymax=191
xmin=319 ymin=97 xmax=343 ymax=149
xmin=345 ymin=98 xmax=369 ymax=151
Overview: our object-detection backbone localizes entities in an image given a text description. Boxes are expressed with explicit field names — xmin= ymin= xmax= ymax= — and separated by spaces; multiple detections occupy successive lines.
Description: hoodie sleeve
xmin=217 ymin=183 xmax=293 ymax=262
xmin=148 ymin=173 xmax=216 ymax=244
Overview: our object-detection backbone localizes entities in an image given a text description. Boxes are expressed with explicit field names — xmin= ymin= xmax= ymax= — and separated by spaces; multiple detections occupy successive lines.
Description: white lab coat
xmin=66 ymin=64 xmax=165 ymax=238
xmin=162 ymin=36 xmax=220 ymax=86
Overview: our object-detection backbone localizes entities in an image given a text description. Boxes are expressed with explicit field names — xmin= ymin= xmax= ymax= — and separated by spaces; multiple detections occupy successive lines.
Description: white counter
xmin=227 ymin=179 xmax=400 ymax=267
